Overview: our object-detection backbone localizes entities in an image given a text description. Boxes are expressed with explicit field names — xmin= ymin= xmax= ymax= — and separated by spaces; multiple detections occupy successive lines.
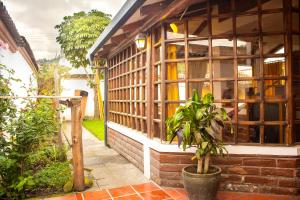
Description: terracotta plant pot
xmin=182 ymin=165 xmax=221 ymax=200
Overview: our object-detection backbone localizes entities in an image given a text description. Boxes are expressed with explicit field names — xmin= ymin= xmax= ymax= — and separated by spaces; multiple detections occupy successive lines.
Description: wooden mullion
xmin=233 ymin=0 xmax=238 ymax=144
xmin=285 ymin=0 xmax=294 ymax=144
xmin=208 ymin=0 xmax=213 ymax=103
xmin=258 ymin=0 xmax=265 ymax=144
xmin=160 ymin=23 xmax=166 ymax=141
xmin=184 ymin=19 xmax=189 ymax=99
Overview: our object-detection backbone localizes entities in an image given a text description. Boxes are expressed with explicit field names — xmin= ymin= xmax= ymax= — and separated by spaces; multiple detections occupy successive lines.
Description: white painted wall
xmin=59 ymin=58 xmax=104 ymax=120
xmin=60 ymin=78 xmax=104 ymax=120
xmin=0 ymin=49 xmax=37 ymax=107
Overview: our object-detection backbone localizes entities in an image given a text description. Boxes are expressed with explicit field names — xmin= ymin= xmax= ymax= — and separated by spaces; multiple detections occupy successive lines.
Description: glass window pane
xmin=212 ymin=38 xmax=234 ymax=56
xmin=292 ymin=35 xmax=300 ymax=52
xmin=188 ymin=40 xmax=209 ymax=57
xmin=166 ymin=22 xmax=185 ymax=39
xmin=167 ymin=103 xmax=181 ymax=119
xmin=238 ymin=81 xmax=261 ymax=100
xmin=294 ymin=124 xmax=300 ymax=142
xmin=237 ymin=36 xmax=260 ymax=55
xmin=154 ymin=84 xmax=161 ymax=100
xmin=264 ymin=125 xmax=285 ymax=144
xmin=154 ymin=27 xmax=161 ymax=44
xmin=238 ymin=58 xmax=260 ymax=77
xmin=262 ymin=13 xmax=283 ymax=33
xmin=189 ymin=82 xmax=211 ymax=98
xmin=238 ymin=125 xmax=260 ymax=143
xmin=263 ymin=59 xmax=285 ymax=77
xmin=264 ymin=79 xmax=286 ymax=98
xmin=238 ymin=103 xmax=260 ymax=121
xmin=215 ymin=102 xmax=235 ymax=120
xmin=213 ymin=59 xmax=234 ymax=78
xmin=236 ymin=15 xmax=258 ymax=34
xmin=264 ymin=103 xmax=286 ymax=121
xmin=188 ymin=16 xmax=209 ymax=38
xmin=293 ymin=12 xmax=300 ymax=32
xmin=212 ymin=16 xmax=233 ymax=36
xmin=167 ymin=62 xmax=185 ymax=80
xmin=211 ymin=0 xmax=232 ymax=15
xmin=223 ymin=124 xmax=235 ymax=144
xmin=235 ymin=0 xmax=258 ymax=13
xmin=166 ymin=83 xmax=186 ymax=101
xmin=154 ymin=64 xmax=161 ymax=81
xmin=213 ymin=81 xmax=234 ymax=100
xmin=166 ymin=42 xmax=185 ymax=59
xmin=154 ymin=46 xmax=161 ymax=62
xmin=261 ymin=0 xmax=283 ymax=10
xmin=188 ymin=60 xmax=210 ymax=79
xmin=263 ymin=35 xmax=284 ymax=55
xmin=293 ymin=0 xmax=300 ymax=8
xmin=154 ymin=103 xmax=161 ymax=119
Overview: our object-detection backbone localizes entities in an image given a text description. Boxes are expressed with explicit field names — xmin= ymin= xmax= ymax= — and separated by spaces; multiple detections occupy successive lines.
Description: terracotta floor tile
xmin=108 ymin=185 xmax=136 ymax=197
xmin=83 ymin=190 xmax=111 ymax=200
xmin=43 ymin=194 xmax=78 ymax=200
xmin=131 ymin=182 xmax=160 ymax=193
xmin=114 ymin=194 xmax=142 ymax=200
xmin=140 ymin=189 xmax=173 ymax=200
xmin=163 ymin=189 xmax=187 ymax=200
xmin=75 ymin=193 xmax=83 ymax=200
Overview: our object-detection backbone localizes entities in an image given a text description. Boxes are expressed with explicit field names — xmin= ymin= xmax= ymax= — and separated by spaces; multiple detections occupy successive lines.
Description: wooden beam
xmin=107 ymin=0 xmax=202 ymax=58
xmin=140 ymin=0 xmax=173 ymax=16
xmin=111 ymin=33 xmax=127 ymax=44
xmin=122 ymin=19 xmax=146 ymax=32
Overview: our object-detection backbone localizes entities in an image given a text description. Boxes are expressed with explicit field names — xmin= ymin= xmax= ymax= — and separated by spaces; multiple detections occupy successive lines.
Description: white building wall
xmin=0 ymin=49 xmax=37 ymax=107
xmin=61 ymin=79 xmax=104 ymax=120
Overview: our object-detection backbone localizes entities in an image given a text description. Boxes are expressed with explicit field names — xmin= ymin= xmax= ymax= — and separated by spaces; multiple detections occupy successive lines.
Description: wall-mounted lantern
xmin=135 ymin=33 xmax=146 ymax=50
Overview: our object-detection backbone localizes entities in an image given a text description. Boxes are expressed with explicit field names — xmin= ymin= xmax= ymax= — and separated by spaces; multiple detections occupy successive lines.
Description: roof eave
xmin=87 ymin=0 xmax=145 ymax=62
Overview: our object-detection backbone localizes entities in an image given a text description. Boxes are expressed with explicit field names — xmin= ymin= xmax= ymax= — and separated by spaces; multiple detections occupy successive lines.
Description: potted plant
xmin=166 ymin=90 xmax=232 ymax=200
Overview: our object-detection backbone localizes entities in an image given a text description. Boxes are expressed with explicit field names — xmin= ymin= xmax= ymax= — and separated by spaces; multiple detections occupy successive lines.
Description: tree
xmin=55 ymin=10 xmax=111 ymax=119
xmin=55 ymin=10 xmax=111 ymax=69
xmin=37 ymin=58 xmax=70 ymax=96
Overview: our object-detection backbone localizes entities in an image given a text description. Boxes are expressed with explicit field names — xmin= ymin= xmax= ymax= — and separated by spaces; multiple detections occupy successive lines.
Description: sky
xmin=2 ymin=0 xmax=126 ymax=60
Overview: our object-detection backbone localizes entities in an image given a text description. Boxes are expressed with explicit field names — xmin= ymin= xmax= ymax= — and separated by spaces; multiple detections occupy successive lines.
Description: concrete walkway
xmin=62 ymin=123 xmax=148 ymax=191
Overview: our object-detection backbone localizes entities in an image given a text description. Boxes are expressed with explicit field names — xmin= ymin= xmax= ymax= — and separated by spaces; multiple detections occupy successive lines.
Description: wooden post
xmin=70 ymin=98 xmax=85 ymax=191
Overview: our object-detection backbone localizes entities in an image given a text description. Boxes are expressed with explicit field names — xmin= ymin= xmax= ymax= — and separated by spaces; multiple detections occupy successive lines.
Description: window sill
xmin=107 ymin=121 xmax=300 ymax=156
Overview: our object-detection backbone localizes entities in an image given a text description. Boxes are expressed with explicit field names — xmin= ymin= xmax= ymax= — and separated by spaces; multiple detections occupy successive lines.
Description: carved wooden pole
xmin=70 ymin=98 xmax=85 ymax=191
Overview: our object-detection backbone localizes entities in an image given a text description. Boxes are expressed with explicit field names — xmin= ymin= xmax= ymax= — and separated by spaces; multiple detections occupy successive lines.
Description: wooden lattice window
xmin=108 ymin=44 xmax=147 ymax=133
xmin=150 ymin=0 xmax=298 ymax=144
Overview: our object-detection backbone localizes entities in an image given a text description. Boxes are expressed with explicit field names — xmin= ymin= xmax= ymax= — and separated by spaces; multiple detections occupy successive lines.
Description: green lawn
xmin=82 ymin=119 xmax=104 ymax=140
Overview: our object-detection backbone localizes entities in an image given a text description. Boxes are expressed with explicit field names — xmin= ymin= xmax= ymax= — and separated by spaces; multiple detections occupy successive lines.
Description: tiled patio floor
xmin=43 ymin=182 xmax=299 ymax=200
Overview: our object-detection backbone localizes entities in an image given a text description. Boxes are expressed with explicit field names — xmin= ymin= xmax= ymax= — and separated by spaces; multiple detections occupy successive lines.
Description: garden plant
xmin=0 ymin=63 xmax=71 ymax=199
xmin=166 ymin=90 xmax=232 ymax=200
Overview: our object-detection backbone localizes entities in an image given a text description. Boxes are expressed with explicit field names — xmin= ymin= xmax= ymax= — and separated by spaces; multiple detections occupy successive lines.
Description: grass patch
xmin=82 ymin=119 xmax=104 ymax=140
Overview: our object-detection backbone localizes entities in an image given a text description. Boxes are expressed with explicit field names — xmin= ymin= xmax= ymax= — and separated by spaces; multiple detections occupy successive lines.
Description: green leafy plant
xmin=33 ymin=162 xmax=72 ymax=193
xmin=0 ymin=64 xmax=19 ymax=133
xmin=166 ymin=90 xmax=232 ymax=174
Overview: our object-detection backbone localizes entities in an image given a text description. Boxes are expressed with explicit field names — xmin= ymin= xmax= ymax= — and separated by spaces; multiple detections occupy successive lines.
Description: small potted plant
xmin=166 ymin=90 xmax=232 ymax=200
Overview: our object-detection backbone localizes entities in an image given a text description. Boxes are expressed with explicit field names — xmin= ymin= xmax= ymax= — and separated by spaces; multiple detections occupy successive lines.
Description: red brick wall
xmin=150 ymin=149 xmax=300 ymax=195
xmin=107 ymin=128 xmax=144 ymax=172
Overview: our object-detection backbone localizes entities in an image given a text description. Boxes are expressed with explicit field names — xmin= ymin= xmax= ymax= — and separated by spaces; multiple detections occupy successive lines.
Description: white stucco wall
xmin=0 ymin=49 xmax=37 ymax=107
xmin=60 ymin=79 xmax=104 ymax=120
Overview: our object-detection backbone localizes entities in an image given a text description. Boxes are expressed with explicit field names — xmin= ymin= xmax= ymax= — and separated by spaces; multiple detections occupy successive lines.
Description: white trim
xmin=107 ymin=121 xmax=300 ymax=156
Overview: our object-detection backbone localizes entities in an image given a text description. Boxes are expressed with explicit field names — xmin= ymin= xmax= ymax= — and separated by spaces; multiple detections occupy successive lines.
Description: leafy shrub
xmin=33 ymin=162 xmax=71 ymax=192
xmin=25 ymin=145 xmax=67 ymax=172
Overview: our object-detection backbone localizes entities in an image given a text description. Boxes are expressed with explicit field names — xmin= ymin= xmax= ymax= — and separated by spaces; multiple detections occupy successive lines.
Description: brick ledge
xmin=107 ymin=121 xmax=300 ymax=156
